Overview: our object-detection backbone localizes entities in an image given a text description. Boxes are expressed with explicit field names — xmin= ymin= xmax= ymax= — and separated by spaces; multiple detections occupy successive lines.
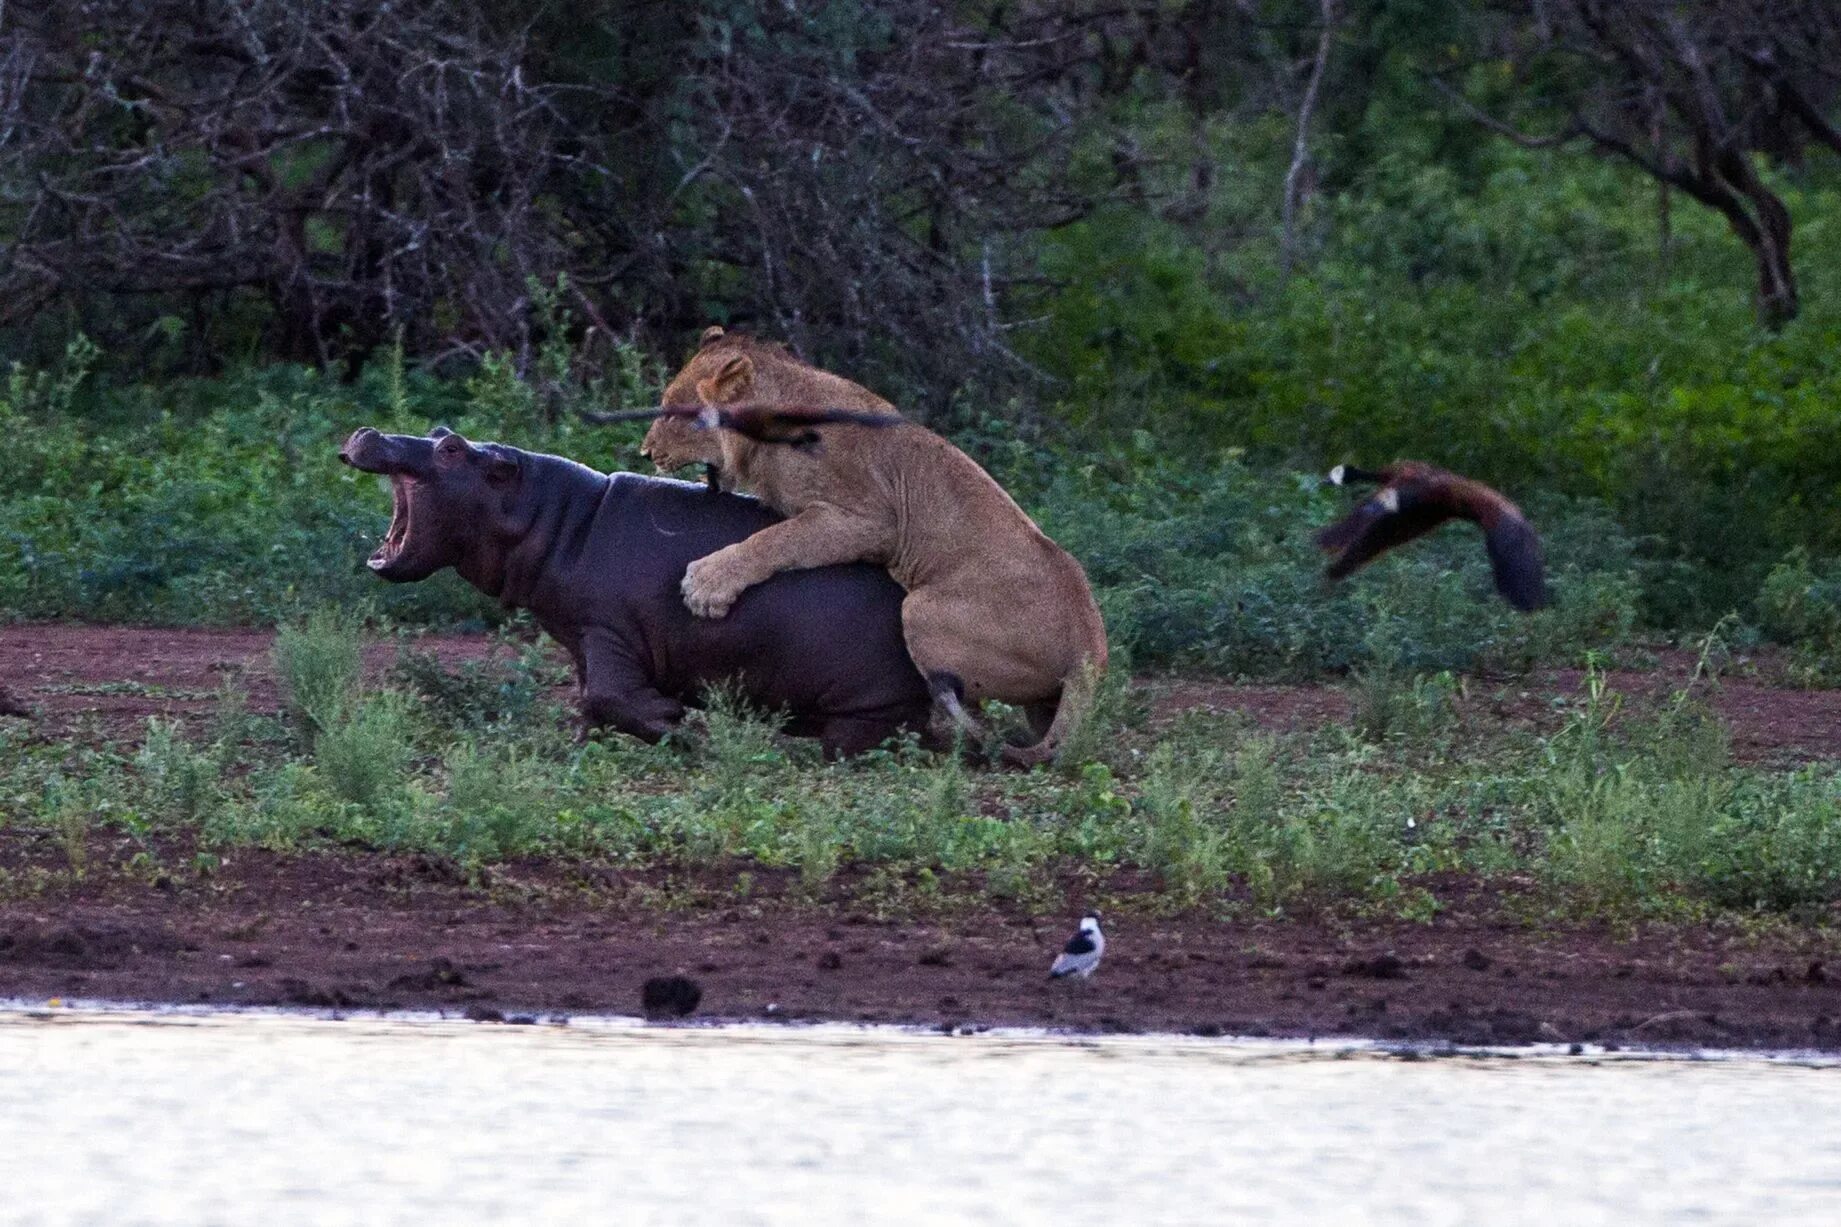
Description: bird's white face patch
xmin=1328 ymin=464 xmax=1347 ymax=486
xmin=1377 ymin=488 xmax=1401 ymax=513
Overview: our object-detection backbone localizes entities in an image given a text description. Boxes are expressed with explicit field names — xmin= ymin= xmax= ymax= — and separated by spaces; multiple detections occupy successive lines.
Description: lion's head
xmin=641 ymin=326 xmax=898 ymax=478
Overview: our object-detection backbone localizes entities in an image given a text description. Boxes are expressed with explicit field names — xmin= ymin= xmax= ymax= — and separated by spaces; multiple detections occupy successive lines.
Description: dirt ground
xmin=4 ymin=623 xmax=1841 ymax=1048
xmin=3 ymin=847 xmax=1840 ymax=1049
xmin=4 ymin=623 xmax=1839 ymax=762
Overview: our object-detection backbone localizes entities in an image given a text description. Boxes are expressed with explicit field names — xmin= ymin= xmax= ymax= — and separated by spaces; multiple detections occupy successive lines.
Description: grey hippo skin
xmin=339 ymin=426 xmax=931 ymax=755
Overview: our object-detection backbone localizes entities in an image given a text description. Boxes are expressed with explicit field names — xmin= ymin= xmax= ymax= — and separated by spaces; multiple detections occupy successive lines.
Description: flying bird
xmin=1317 ymin=461 xmax=1548 ymax=611
xmin=1048 ymin=912 xmax=1105 ymax=981
xmin=583 ymin=401 xmax=903 ymax=449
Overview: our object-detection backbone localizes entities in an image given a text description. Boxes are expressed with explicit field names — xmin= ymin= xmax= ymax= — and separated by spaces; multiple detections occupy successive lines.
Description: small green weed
xmin=275 ymin=607 xmax=365 ymax=746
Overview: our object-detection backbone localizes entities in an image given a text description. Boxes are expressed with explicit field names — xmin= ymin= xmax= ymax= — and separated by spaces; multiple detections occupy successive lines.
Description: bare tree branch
xmin=1280 ymin=0 xmax=1339 ymax=282
xmin=1448 ymin=0 xmax=1841 ymax=328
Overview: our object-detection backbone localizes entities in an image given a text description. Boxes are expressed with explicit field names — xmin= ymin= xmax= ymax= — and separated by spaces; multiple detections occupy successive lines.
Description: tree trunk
xmin=1750 ymin=221 xmax=1798 ymax=329
xmin=1714 ymin=148 xmax=1799 ymax=328
xmin=1279 ymin=0 xmax=1338 ymax=283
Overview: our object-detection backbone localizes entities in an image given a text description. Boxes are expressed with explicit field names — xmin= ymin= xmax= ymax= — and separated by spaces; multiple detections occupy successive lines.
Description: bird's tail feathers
xmin=1484 ymin=514 xmax=1549 ymax=612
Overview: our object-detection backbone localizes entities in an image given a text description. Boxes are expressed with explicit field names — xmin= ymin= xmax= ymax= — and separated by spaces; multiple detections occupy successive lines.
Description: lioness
xmin=642 ymin=326 xmax=897 ymax=481
xmin=642 ymin=328 xmax=1108 ymax=766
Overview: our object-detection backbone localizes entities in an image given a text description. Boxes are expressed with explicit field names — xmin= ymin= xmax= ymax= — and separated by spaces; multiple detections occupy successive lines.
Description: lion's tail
xmin=1001 ymin=641 xmax=1108 ymax=770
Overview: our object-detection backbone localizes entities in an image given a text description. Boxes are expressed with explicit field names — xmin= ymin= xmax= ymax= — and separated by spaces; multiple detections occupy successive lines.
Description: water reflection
xmin=3 ymin=1007 xmax=1838 ymax=1225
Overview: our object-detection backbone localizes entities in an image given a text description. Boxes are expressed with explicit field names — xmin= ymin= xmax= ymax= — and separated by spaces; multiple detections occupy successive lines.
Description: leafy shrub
xmin=1758 ymin=550 xmax=1841 ymax=683
xmin=274 ymin=607 xmax=365 ymax=746
xmin=133 ymin=719 xmax=225 ymax=827
xmin=389 ymin=646 xmax=547 ymax=733
xmin=313 ymin=693 xmax=415 ymax=810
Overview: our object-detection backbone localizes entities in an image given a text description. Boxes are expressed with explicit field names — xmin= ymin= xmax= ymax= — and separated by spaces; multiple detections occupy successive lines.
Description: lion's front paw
xmin=681 ymin=553 xmax=747 ymax=619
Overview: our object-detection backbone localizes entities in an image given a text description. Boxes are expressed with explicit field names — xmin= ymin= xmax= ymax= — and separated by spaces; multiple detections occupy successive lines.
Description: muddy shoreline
xmin=6 ymin=623 xmax=1841 ymax=1051
xmin=4 ymin=847 xmax=1841 ymax=1051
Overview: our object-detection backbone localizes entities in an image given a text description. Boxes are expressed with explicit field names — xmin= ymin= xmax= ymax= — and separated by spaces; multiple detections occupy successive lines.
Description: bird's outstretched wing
xmin=1315 ymin=488 xmax=1453 ymax=581
xmin=1319 ymin=461 xmax=1549 ymax=612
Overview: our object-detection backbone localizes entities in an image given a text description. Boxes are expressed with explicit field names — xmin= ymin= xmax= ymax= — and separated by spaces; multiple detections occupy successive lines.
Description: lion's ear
xmin=699 ymin=325 xmax=726 ymax=348
xmin=696 ymin=351 xmax=753 ymax=405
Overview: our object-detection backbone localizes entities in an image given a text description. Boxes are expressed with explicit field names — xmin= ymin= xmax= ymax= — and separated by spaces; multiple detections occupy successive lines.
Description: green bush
xmin=274 ymin=607 xmax=366 ymax=745
xmin=3 ymin=619 xmax=1841 ymax=925
xmin=1758 ymin=550 xmax=1841 ymax=683
xmin=314 ymin=693 xmax=416 ymax=810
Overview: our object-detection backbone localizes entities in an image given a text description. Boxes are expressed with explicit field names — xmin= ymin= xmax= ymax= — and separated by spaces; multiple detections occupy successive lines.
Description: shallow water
xmin=3 ymin=1007 xmax=1839 ymax=1226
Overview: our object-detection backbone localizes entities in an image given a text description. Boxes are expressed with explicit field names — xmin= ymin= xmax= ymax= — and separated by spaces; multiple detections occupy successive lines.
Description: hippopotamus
xmin=338 ymin=426 xmax=931 ymax=755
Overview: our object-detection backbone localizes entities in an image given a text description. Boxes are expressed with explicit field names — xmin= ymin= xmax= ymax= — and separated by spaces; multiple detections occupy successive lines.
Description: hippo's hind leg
xmin=580 ymin=632 xmax=686 ymax=743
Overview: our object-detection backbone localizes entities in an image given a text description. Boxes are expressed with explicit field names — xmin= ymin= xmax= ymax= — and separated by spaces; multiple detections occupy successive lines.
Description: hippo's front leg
xmin=682 ymin=504 xmax=888 ymax=618
xmin=579 ymin=632 xmax=686 ymax=743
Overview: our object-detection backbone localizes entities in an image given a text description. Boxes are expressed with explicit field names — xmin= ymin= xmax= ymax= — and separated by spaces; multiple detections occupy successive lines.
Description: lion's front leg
xmin=681 ymin=504 xmax=889 ymax=619
xmin=681 ymin=543 xmax=766 ymax=619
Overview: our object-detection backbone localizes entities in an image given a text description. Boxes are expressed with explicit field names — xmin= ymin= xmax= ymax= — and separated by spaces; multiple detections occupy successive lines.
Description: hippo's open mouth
xmin=369 ymin=475 xmax=415 ymax=572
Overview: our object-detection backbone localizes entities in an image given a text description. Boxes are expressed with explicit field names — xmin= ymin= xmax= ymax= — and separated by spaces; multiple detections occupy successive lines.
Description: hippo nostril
xmin=340 ymin=427 xmax=386 ymax=468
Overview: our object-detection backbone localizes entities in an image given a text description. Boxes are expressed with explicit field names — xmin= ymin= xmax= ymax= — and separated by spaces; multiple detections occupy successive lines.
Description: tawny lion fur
xmin=641 ymin=326 xmax=896 ymax=477
xmin=642 ymin=328 xmax=1108 ymax=766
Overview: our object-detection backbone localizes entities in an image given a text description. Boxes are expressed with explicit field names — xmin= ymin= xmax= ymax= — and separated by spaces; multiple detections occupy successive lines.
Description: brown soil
xmin=1140 ymin=650 xmax=1841 ymax=766
xmin=4 ymin=624 xmax=1841 ymax=1049
xmin=0 ymin=623 xmax=506 ymax=739
xmin=3 ymin=847 xmax=1840 ymax=1050
xmin=5 ymin=624 xmax=1838 ymax=761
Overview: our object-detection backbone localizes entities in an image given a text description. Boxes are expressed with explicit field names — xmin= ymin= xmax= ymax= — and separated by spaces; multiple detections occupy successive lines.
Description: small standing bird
xmin=1317 ymin=461 xmax=1549 ymax=611
xmin=1048 ymin=912 xmax=1105 ymax=981
xmin=583 ymin=401 xmax=903 ymax=449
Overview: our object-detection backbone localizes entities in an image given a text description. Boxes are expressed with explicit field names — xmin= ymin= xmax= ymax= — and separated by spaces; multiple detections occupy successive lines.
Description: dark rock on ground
xmin=642 ymin=975 xmax=703 ymax=1018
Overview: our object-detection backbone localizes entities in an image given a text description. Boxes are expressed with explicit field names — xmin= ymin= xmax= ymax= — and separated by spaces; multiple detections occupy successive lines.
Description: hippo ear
xmin=699 ymin=325 xmax=726 ymax=349
xmin=696 ymin=351 xmax=753 ymax=405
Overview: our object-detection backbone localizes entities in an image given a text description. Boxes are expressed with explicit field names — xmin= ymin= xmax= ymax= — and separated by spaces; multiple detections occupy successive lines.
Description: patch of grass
xmin=388 ymin=642 xmax=549 ymax=733
xmin=314 ymin=692 xmax=416 ymax=810
xmin=40 ymin=681 xmax=217 ymax=700
xmin=4 ymin=611 xmax=1841 ymax=927
xmin=274 ymin=606 xmax=365 ymax=746
xmin=133 ymin=718 xmax=225 ymax=827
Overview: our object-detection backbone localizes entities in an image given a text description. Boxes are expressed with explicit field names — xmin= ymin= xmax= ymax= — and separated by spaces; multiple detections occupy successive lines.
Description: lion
xmin=641 ymin=326 xmax=897 ymax=482
xmin=643 ymin=327 xmax=1108 ymax=767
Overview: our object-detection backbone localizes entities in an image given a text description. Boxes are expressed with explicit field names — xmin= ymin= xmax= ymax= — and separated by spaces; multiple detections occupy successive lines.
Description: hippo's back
xmin=588 ymin=474 xmax=928 ymax=731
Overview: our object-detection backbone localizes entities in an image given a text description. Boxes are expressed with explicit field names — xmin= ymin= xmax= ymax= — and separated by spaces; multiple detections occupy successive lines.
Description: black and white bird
xmin=1048 ymin=912 xmax=1105 ymax=981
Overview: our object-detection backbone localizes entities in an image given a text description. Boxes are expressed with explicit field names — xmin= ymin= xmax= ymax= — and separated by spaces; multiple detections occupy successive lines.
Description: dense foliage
xmin=0 ymin=341 xmax=1647 ymax=678
xmin=4 ymin=1 xmax=1841 ymax=668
